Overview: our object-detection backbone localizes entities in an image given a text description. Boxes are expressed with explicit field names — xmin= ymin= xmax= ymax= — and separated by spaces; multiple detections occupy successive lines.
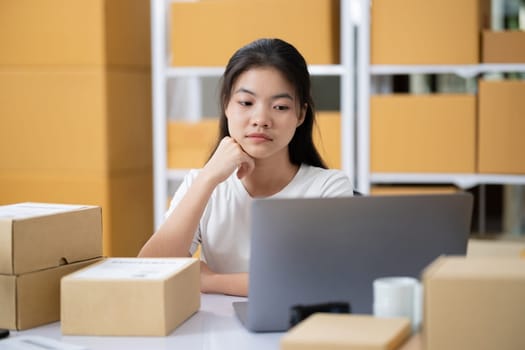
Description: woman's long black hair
xmin=210 ymin=38 xmax=327 ymax=169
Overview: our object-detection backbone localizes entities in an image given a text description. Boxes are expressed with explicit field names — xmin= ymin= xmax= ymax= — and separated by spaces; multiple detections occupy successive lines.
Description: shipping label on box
xmin=0 ymin=258 xmax=101 ymax=330
xmin=61 ymin=258 xmax=200 ymax=336
xmin=423 ymin=256 xmax=525 ymax=350
xmin=0 ymin=202 xmax=102 ymax=275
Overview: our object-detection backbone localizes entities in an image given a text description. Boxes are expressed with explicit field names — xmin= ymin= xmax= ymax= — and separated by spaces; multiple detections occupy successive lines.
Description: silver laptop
xmin=233 ymin=193 xmax=473 ymax=332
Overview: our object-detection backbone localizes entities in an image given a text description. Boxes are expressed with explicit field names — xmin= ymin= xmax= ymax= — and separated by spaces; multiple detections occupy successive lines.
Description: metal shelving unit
xmin=356 ymin=0 xmax=525 ymax=192
xmin=355 ymin=0 xmax=525 ymax=233
xmin=151 ymin=0 xmax=356 ymax=229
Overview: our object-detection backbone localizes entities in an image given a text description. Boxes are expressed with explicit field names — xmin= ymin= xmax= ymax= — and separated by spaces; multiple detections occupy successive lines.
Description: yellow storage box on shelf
xmin=170 ymin=0 xmax=340 ymax=66
xmin=0 ymin=0 xmax=150 ymax=66
xmin=168 ymin=118 xmax=219 ymax=169
xmin=478 ymin=80 xmax=525 ymax=174
xmin=371 ymin=94 xmax=476 ymax=173
xmin=371 ymin=0 xmax=490 ymax=64
xmin=314 ymin=112 xmax=341 ymax=169
xmin=482 ymin=30 xmax=525 ymax=63
xmin=371 ymin=185 xmax=460 ymax=196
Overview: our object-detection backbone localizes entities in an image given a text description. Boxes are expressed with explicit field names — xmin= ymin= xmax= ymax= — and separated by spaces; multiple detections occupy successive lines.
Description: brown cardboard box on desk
xmin=423 ymin=256 xmax=525 ymax=350
xmin=280 ymin=314 xmax=411 ymax=350
xmin=0 ymin=202 xmax=103 ymax=330
xmin=61 ymin=258 xmax=200 ymax=336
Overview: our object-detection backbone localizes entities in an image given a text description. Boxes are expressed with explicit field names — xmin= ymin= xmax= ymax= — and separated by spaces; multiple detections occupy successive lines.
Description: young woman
xmin=139 ymin=38 xmax=354 ymax=296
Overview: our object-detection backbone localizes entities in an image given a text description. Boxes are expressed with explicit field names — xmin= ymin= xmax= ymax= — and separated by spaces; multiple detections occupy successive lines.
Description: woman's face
xmin=225 ymin=67 xmax=305 ymax=161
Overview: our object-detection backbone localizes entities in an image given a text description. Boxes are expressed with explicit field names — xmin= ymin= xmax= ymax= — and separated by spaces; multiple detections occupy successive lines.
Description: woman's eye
xmin=239 ymin=101 xmax=252 ymax=106
xmin=274 ymin=105 xmax=289 ymax=111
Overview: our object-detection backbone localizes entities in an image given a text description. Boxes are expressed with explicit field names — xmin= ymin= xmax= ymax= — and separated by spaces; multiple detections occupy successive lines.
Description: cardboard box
xmin=468 ymin=238 xmax=525 ymax=259
xmin=478 ymin=80 xmax=525 ymax=174
xmin=423 ymin=256 xmax=525 ymax=350
xmin=371 ymin=0 xmax=490 ymax=64
xmin=61 ymin=258 xmax=200 ymax=336
xmin=281 ymin=314 xmax=410 ymax=350
xmin=170 ymin=0 xmax=339 ymax=66
xmin=0 ymin=203 xmax=102 ymax=275
xmin=167 ymin=118 xmax=219 ymax=169
xmin=371 ymin=186 xmax=460 ymax=196
xmin=371 ymin=94 xmax=476 ymax=173
xmin=314 ymin=112 xmax=341 ymax=169
xmin=482 ymin=30 xmax=525 ymax=63
xmin=0 ymin=0 xmax=150 ymax=66
xmin=0 ymin=70 xmax=152 ymax=173
xmin=0 ymin=258 xmax=101 ymax=330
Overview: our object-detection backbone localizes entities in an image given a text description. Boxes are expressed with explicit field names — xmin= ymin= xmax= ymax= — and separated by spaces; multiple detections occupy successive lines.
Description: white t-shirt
xmin=165 ymin=164 xmax=354 ymax=273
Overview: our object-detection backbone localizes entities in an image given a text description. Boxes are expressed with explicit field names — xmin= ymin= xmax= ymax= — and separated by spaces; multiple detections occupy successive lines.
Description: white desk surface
xmin=11 ymin=294 xmax=283 ymax=350
xmin=10 ymin=293 xmax=422 ymax=350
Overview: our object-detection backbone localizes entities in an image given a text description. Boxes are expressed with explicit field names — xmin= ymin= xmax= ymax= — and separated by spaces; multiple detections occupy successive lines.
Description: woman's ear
xmin=297 ymin=103 xmax=307 ymax=127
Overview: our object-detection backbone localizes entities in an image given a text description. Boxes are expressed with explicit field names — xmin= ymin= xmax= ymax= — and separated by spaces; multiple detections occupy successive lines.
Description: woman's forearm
xmin=202 ymin=272 xmax=249 ymax=297
xmin=138 ymin=173 xmax=217 ymax=257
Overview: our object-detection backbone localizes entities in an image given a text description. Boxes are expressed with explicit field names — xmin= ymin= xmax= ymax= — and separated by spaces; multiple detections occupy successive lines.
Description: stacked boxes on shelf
xmin=0 ymin=0 xmax=153 ymax=256
xmin=370 ymin=0 xmax=524 ymax=176
xmin=0 ymin=203 xmax=102 ymax=330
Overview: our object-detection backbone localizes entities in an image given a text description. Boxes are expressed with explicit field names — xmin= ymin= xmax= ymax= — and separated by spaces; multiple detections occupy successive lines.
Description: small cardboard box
xmin=371 ymin=0 xmax=490 ymax=64
xmin=61 ymin=258 xmax=200 ymax=336
xmin=371 ymin=94 xmax=476 ymax=173
xmin=0 ymin=203 xmax=102 ymax=275
xmin=281 ymin=314 xmax=410 ymax=350
xmin=423 ymin=256 xmax=525 ymax=350
xmin=478 ymin=80 xmax=525 ymax=174
xmin=0 ymin=258 xmax=101 ymax=330
xmin=170 ymin=0 xmax=339 ymax=66
xmin=482 ymin=30 xmax=525 ymax=63
xmin=467 ymin=238 xmax=525 ymax=259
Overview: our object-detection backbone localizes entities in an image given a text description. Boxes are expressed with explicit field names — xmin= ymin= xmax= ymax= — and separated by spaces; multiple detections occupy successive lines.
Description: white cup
xmin=373 ymin=277 xmax=422 ymax=333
